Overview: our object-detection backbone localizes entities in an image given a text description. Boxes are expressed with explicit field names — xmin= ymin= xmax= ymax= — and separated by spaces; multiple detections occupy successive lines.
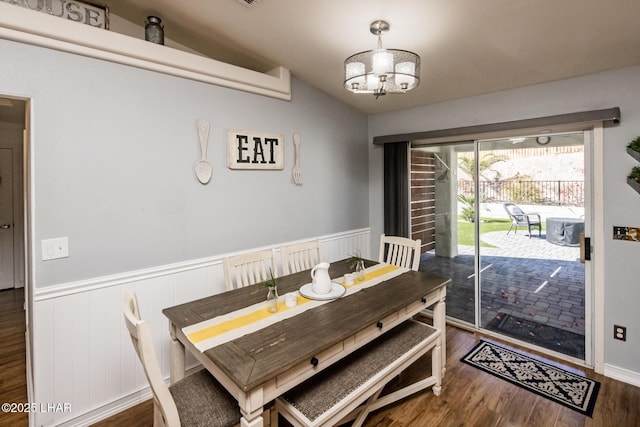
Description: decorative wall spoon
xmin=195 ymin=119 xmax=212 ymax=184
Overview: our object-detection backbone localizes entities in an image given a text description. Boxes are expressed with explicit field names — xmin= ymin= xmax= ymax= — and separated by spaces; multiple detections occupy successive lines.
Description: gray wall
xmin=3 ymin=30 xmax=637 ymax=385
xmin=368 ymin=65 xmax=640 ymax=375
xmin=0 ymin=38 xmax=368 ymax=288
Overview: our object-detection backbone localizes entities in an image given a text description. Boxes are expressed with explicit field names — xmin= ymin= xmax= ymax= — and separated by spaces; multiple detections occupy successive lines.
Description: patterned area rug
xmin=461 ymin=340 xmax=599 ymax=417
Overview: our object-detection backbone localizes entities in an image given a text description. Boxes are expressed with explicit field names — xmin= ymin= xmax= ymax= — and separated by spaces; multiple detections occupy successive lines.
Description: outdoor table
xmin=546 ymin=217 xmax=584 ymax=246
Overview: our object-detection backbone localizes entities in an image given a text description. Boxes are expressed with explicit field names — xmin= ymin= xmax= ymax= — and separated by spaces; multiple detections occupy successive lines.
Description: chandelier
xmin=344 ymin=20 xmax=420 ymax=98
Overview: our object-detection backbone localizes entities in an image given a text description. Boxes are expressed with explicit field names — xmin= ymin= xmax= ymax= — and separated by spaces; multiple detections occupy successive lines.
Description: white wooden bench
xmin=274 ymin=319 xmax=442 ymax=427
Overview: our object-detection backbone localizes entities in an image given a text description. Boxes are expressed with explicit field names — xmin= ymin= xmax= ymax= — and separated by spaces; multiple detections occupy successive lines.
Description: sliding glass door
xmin=411 ymin=142 xmax=476 ymax=324
xmin=413 ymin=132 xmax=589 ymax=361
xmin=477 ymin=134 xmax=587 ymax=360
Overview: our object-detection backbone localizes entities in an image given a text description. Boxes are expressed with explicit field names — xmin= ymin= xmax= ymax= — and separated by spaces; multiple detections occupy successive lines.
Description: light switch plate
xmin=41 ymin=237 xmax=69 ymax=261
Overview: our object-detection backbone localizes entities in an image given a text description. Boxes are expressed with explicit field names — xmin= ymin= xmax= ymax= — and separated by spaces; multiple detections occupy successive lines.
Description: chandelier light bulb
xmin=372 ymin=49 xmax=394 ymax=75
xmin=367 ymin=75 xmax=380 ymax=91
xmin=395 ymin=61 xmax=416 ymax=89
xmin=346 ymin=61 xmax=366 ymax=90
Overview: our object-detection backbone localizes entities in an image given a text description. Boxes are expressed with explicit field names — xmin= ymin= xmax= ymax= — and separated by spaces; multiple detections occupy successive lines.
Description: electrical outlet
xmin=614 ymin=325 xmax=627 ymax=341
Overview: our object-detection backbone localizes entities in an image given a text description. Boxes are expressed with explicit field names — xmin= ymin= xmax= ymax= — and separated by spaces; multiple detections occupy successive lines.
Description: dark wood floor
xmin=0 ymin=288 xmax=28 ymax=427
xmin=362 ymin=325 xmax=640 ymax=426
xmin=1 ymin=288 xmax=639 ymax=427
xmin=94 ymin=324 xmax=640 ymax=427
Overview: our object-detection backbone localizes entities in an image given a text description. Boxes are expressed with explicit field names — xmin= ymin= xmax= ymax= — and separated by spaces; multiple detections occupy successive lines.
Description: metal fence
xmin=458 ymin=180 xmax=584 ymax=207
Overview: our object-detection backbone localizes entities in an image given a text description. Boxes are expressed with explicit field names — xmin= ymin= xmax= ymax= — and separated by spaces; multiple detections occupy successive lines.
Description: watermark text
xmin=1 ymin=402 xmax=71 ymax=413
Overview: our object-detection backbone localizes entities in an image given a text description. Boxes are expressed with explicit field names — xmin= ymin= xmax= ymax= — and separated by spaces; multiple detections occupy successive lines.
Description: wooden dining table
xmin=163 ymin=259 xmax=449 ymax=427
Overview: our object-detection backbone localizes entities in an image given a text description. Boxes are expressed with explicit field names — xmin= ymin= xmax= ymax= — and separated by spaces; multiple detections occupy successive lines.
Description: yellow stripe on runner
xmin=341 ymin=263 xmax=399 ymax=288
xmin=188 ymin=298 xmax=310 ymax=343
xmin=187 ymin=264 xmax=400 ymax=344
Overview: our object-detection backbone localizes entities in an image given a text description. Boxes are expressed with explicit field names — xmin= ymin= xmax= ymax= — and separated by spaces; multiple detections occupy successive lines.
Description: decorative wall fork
xmin=292 ymin=132 xmax=303 ymax=185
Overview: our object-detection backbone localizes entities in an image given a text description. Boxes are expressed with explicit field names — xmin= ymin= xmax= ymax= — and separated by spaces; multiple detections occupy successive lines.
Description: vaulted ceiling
xmin=14 ymin=1 xmax=640 ymax=115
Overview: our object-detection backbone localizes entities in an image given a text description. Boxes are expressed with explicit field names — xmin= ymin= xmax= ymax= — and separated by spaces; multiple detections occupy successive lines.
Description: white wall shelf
xmin=0 ymin=3 xmax=291 ymax=101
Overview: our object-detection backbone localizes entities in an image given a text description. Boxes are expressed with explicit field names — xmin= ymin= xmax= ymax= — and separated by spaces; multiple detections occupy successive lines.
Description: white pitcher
xmin=310 ymin=262 xmax=332 ymax=295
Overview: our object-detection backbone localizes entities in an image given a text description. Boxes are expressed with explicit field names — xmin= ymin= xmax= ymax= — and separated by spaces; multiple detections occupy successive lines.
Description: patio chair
xmin=503 ymin=203 xmax=541 ymax=238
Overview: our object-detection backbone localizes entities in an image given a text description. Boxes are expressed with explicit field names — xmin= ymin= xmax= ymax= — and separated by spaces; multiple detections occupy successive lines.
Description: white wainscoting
xmin=31 ymin=228 xmax=370 ymax=427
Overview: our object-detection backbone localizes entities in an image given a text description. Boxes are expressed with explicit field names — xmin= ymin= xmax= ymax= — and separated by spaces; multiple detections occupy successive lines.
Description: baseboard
xmin=54 ymin=388 xmax=153 ymax=427
xmin=604 ymin=363 xmax=640 ymax=387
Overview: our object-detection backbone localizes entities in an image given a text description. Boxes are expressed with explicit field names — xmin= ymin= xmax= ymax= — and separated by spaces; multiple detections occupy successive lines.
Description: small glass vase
xmin=267 ymin=287 xmax=279 ymax=313
xmin=355 ymin=260 xmax=365 ymax=281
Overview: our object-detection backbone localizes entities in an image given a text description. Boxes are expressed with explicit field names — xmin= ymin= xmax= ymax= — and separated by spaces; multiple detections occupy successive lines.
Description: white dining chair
xmin=279 ymin=240 xmax=322 ymax=275
xmin=378 ymin=234 xmax=422 ymax=271
xmin=122 ymin=292 xmax=240 ymax=427
xmin=223 ymin=248 xmax=277 ymax=291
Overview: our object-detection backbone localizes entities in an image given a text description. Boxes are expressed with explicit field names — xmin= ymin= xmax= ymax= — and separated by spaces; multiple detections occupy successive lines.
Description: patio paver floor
xmin=419 ymin=230 xmax=585 ymax=357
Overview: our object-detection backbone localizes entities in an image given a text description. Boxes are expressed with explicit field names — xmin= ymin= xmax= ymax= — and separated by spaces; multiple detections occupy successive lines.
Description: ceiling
xmin=8 ymin=0 xmax=640 ymax=117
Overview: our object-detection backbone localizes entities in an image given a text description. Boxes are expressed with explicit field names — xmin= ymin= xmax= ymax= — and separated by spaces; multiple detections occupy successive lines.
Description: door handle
xmin=0 ymin=224 xmax=11 ymax=229
xmin=580 ymin=234 xmax=590 ymax=263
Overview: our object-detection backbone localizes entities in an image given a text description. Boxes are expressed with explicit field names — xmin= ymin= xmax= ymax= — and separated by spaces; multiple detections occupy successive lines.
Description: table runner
xmin=183 ymin=263 xmax=405 ymax=352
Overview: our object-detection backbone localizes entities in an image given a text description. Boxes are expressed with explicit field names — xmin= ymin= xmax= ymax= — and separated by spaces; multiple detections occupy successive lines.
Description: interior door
xmin=0 ymin=147 xmax=14 ymax=289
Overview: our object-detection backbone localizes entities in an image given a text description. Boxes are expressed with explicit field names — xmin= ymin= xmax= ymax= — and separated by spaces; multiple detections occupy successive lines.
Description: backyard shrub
xmin=506 ymin=175 xmax=544 ymax=204
xmin=458 ymin=194 xmax=475 ymax=222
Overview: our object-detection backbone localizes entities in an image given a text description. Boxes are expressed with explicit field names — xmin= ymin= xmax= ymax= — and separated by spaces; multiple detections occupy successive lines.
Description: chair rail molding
xmin=33 ymin=227 xmax=371 ymax=301
xmin=0 ymin=2 xmax=291 ymax=100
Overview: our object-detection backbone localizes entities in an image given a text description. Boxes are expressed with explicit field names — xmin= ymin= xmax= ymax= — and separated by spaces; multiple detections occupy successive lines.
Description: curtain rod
xmin=372 ymin=107 xmax=621 ymax=145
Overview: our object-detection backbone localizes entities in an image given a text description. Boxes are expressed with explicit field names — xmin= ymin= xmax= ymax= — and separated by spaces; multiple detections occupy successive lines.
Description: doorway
xmin=414 ymin=132 xmax=591 ymax=362
xmin=0 ymin=147 xmax=16 ymax=289
xmin=0 ymin=95 xmax=30 ymax=426
xmin=0 ymin=97 xmax=26 ymax=291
